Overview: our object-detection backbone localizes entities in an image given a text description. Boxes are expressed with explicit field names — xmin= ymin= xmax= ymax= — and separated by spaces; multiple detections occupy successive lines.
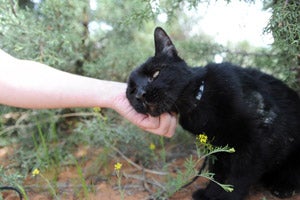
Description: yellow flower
xmin=198 ymin=134 xmax=208 ymax=144
xmin=32 ymin=168 xmax=40 ymax=176
xmin=149 ymin=143 xmax=156 ymax=151
xmin=114 ymin=162 xmax=122 ymax=171
xmin=93 ymin=107 xmax=101 ymax=113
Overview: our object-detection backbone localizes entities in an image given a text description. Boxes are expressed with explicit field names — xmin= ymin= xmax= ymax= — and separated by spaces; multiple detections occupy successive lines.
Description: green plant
xmin=156 ymin=133 xmax=235 ymax=198
xmin=74 ymin=158 xmax=90 ymax=200
xmin=114 ymin=162 xmax=125 ymax=200
xmin=31 ymin=168 xmax=58 ymax=200
xmin=0 ymin=166 xmax=28 ymax=200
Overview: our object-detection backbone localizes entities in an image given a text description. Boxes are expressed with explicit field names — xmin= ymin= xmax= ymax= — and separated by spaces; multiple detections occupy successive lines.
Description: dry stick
xmin=122 ymin=173 xmax=165 ymax=190
xmin=110 ymin=145 xmax=169 ymax=197
xmin=123 ymin=172 xmax=167 ymax=198
xmin=110 ymin=145 xmax=168 ymax=176
xmin=142 ymin=170 xmax=152 ymax=194
xmin=0 ymin=112 xmax=103 ymax=136
xmin=123 ymin=170 xmax=153 ymax=193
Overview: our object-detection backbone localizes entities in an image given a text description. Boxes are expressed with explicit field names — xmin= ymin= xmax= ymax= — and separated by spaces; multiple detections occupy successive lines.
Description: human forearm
xmin=0 ymin=57 xmax=124 ymax=109
xmin=0 ymin=49 xmax=177 ymax=137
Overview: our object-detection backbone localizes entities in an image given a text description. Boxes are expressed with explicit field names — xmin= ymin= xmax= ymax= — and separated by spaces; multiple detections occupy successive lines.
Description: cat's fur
xmin=126 ymin=27 xmax=300 ymax=200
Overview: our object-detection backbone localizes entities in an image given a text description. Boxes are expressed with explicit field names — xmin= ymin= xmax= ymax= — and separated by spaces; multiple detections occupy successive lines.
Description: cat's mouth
xmin=142 ymin=101 xmax=160 ymax=116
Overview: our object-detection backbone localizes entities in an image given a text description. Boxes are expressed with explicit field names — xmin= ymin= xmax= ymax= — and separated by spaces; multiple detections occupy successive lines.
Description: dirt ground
xmin=1 ymin=146 xmax=300 ymax=200
xmin=4 ymin=177 xmax=300 ymax=200
xmin=2 ymin=168 xmax=300 ymax=200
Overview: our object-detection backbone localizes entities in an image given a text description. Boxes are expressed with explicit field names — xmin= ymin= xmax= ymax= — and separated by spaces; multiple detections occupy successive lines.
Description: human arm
xmin=0 ymin=49 xmax=177 ymax=137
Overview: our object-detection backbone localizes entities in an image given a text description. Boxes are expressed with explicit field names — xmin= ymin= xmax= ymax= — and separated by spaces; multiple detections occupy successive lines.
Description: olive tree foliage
xmin=0 ymin=0 xmax=88 ymax=73
xmin=0 ymin=0 xmax=298 ymax=88
xmin=264 ymin=0 xmax=300 ymax=88
xmin=264 ymin=0 xmax=299 ymax=63
xmin=148 ymin=0 xmax=299 ymax=87
xmin=0 ymin=0 xmax=154 ymax=81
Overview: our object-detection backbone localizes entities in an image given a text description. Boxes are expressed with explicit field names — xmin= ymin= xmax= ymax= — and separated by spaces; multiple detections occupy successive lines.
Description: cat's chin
xmin=147 ymin=111 xmax=162 ymax=117
xmin=145 ymin=103 xmax=176 ymax=117
xmin=135 ymin=101 xmax=163 ymax=117
xmin=147 ymin=108 xmax=175 ymax=117
xmin=146 ymin=105 xmax=161 ymax=117
xmin=144 ymin=107 xmax=163 ymax=117
xmin=132 ymin=102 xmax=163 ymax=117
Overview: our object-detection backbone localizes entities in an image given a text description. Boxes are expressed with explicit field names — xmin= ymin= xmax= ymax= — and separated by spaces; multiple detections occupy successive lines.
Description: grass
xmin=0 ymin=107 xmax=235 ymax=199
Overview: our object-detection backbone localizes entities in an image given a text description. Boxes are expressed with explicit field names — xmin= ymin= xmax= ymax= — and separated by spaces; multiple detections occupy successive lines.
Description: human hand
xmin=112 ymin=92 xmax=177 ymax=137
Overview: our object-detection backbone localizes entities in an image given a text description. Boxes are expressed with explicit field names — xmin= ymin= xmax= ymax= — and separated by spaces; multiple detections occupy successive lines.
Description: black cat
xmin=126 ymin=27 xmax=300 ymax=200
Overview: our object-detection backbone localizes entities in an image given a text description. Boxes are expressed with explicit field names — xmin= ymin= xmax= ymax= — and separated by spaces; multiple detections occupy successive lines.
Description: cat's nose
xmin=136 ymin=88 xmax=146 ymax=100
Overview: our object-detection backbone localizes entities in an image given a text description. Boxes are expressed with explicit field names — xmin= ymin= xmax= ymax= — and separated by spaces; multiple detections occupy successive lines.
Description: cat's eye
xmin=149 ymin=70 xmax=160 ymax=82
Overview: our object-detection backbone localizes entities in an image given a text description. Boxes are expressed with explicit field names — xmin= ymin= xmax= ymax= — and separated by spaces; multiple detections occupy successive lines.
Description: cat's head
xmin=126 ymin=27 xmax=191 ymax=116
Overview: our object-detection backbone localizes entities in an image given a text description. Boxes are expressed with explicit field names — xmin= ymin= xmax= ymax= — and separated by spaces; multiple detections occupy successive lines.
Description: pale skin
xmin=0 ymin=49 xmax=177 ymax=137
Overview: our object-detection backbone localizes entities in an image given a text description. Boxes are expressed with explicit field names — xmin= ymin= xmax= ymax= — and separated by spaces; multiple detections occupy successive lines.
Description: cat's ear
xmin=154 ymin=27 xmax=178 ymax=57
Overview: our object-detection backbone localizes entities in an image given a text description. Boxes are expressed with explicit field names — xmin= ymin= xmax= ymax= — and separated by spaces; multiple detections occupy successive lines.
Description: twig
xmin=122 ymin=173 xmax=165 ymax=191
xmin=141 ymin=169 xmax=152 ymax=194
xmin=9 ymin=0 xmax=18 ymax=18
xmin=222 ymin=49 xmax=277 ymax=57
xmin=58 ymin=112 xmax=104 ymax=118
xmin=110 ymin=145 xmax=168 ymax=176
xmin=0 ymin=112 xmax=104 ymax=136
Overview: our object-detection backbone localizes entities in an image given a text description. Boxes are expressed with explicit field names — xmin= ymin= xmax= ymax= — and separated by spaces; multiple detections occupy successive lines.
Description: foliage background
xmin=0 ymin=0 xmax=299 ymax=199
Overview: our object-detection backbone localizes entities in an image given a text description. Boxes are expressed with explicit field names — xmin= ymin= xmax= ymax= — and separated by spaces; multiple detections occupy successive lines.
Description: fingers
xmin=122 ymin=102 xmax=160 ymax=130
xmin=145 ymin=113 xmax=178 ymax=138
xmin=112 ymin=93 xmax=177 ymax=137
xmin=122 ymin=106 xmax=177 ymax=137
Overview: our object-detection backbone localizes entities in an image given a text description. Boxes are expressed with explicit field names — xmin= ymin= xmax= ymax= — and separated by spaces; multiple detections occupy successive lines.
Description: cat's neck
xmin=175 ymin=67 xmax=207 ymax=114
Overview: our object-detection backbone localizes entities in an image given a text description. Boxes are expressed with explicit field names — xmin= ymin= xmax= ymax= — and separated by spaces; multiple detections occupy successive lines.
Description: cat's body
xmin=126 ymin=27 xmax=300 ymax=200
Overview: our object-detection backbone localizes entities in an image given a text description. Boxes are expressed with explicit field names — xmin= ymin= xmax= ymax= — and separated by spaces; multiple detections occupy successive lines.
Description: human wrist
xmin=98 ymin=80 xmax=127 ymax=110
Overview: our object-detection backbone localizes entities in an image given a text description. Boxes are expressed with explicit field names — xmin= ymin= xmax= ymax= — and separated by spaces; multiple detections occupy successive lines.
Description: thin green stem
xmin=39 ymin=173 xmax=58 ymax=200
